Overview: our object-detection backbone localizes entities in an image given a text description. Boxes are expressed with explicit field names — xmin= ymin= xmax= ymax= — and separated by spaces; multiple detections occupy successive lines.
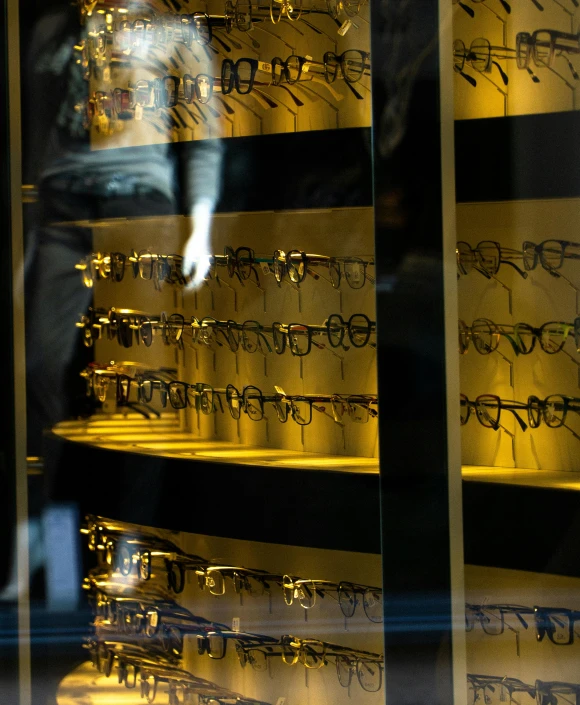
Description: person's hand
xmin=181 ymin=200 xmax=214 ymax=289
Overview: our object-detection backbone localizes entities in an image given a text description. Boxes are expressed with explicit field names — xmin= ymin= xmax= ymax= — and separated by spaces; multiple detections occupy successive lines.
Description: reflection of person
xmin=18 ymin=0 xmax=224 ymax=614
xmin=23 ymin=0 xmax=223 ymax=460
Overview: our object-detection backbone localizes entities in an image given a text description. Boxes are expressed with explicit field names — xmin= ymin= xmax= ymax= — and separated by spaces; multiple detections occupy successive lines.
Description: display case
xmin=2 ymin=0 xmax=467 ymax=702
xmin=453 ymin=0 xmax=580 ymax=697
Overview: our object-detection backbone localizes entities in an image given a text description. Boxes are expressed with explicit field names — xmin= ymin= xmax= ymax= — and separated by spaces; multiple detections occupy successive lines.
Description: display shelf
xmin=463 ymin=465 xmax=580 ymax=490
xmin=56 ymin=662 xmax=141 ymax=705
xmin=51 ymin=415 xmax=380 ymax=473
xmin=45 ymin=419 xmax=382 ymax=554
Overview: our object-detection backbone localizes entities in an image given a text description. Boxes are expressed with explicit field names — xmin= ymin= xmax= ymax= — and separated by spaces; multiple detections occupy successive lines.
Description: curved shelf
xmin=46 ymin=415 xmax=381 ymax=554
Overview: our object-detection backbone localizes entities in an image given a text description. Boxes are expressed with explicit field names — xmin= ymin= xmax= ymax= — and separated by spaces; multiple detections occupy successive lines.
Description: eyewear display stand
xmin=2 ymin=0 xmax=467 ymax=703
xmin=453 ymin=0 xmax=580 ymax=687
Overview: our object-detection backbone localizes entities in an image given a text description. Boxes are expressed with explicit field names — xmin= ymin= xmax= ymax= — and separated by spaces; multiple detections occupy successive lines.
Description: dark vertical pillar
xmin=371 ymin=1 xmax=456 ymax=703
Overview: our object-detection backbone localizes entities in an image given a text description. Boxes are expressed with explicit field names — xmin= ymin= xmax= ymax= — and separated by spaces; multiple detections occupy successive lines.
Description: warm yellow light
xmin=136 ymin=441 xmax=228 ymax=450
xmin=187 ymin=449 xmax=291 ymax=459
xmin=274 ymin=457 xmax=379 ymax=469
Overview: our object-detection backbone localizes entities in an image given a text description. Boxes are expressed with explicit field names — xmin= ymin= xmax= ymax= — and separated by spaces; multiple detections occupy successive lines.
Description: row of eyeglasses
xmin=83 ymin=48 xmax=370 ymax=123
xmin=85 ymin=633 xmax=273 ymax=705
xmin=468 ymin=673 xmax=580 ymax=705
xmin=83 ymin=364 xmax=378 ymax=425
xmin=79 ymin=0 xmax=366 ymax=39
xmin=88 ymin=613 xmax=384 ymax=695
xmin=456 ymin=239 xmax=580 ymax=280
xmin=76 ymin=247 xmax=376 ymax=290
xmin=459 ymin=317 xmax=580 ymax=356
xmin=82 ymin=515 xmax=383 ymax=618
xmin=466 ymin=602 xmax=580 ymax=646
xmin=460 ymin=392 xmax=580 ymax=441
xmin=83 ymin=517 xmax=385 ymax=695
xmin=77 ymin=308 xmax=376 ymax=355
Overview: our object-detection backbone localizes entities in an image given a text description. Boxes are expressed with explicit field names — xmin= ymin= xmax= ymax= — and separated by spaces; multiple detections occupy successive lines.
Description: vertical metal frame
xmin=2 ymin=0 xmax=31 ymax=703
xmin=371 ymin=0 xmax=466 ymax=702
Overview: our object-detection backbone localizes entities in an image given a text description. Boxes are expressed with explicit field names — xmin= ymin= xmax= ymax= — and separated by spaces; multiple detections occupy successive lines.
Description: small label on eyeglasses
xmin=276 ymin=699 xmax=286 ymax=705
xmin=135 ymin=104 xmax=143 ymax=121
xmin=338 ymin=19 xmax=352 ymax=35
xmin=258 ymin=61 xmax=272 ymax=74
xmin=98 ymin=114 xmax=109 ymax=132
xmin=199 ymin=82 xmax=209 ymax=98
xmin=232 ymin=617 xmax=240 ymax=632
xmin=274 ymin=385 xmax=286 ymax=396
xmin=350 ymin=263 xmax=362 ymax=282
xmin=102 ymin=66 xmax=111 ymax=82
xmin=260 ymin=262 xmax=271 ymax=275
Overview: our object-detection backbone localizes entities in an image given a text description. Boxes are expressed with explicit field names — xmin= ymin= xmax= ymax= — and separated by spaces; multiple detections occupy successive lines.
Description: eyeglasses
xmin=527 ymin=394 xmax=580 ymax=440
xmin=324 ymin=49 xmax=371 ymax=83
xmin=516 ymin=29 xmax=580 ymax=78
xmin=523 ymin=239 xmax=580 ymax=272
xmin=465 ymin=603 xmax=532 ymax=635
xmin=221 ymin=57 xmax=259 ymax=95
xmin=282 ymin=576 xmax=340 ymax=608
xmin=180 ymin=12 xmax=213 ymax=46
xmin=512 ymin=319 xmax=580 ymax=354
xmin=288 ymin=394 xmax=378 ymax=426
xmin=326 ymin=313 xmax=376 ymax=349
xmin=335 ymin=654 xmax=384 ymax=692
xmin=223 ymin=245 xmax=263 ymax=288
xmin=271 ymin=54 xmax=312 ymax=85
xmin=280 ymin=635 xmax=328 ymax=668
xmin=224 ymin=384 xmax=282 ymax=421
xmin=183 ymin=73 xmax=214 ymax=104
xmin=456 ymin=240 xmax=528 ymax=279
xmin=460 ymin=394 xmax=529 ymax=432
xmin=534 ymin=606 xmax=580 ymax=645
xmin=77 ymin=250 xmax=185 ymax=288
xmin=281 ymin=576 xmax=382 ymax=621
xmin=535 ymin=680 xmax=580 ymax=705
xmin=271 ymin=249 xmax=333 ymax=286
xmin=467 ymin=675 xmax=536 ymax=705
xmin=196 ymin=565 xmax=280 ymax=597
xmin=458 ymin=318 xmax=519 ymax=359
xmin=272 ymin=321 xmax=341 ymax=357
xmin=453 ymin=38 xmax=517 ymax=87
xmin=330 ymin=394 xmax=379 ymax=424
xmin=338 ymin=582 xmax=383 ymax=622
xmin=235 ymin=643 xmax=280 ymax=671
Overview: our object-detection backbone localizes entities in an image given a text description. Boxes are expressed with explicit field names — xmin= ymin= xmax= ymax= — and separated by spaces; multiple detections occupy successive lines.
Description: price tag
xmin=276 ymin=699 xmax=286 ymax=705
xmin=134 ymin=104 xmax=143 ymax=121
xmin=260 ymin=262 xmax=271 ymax=275
xmin=199 ymin=82 xmax=209 ymax=99
xmin=98 ymin=114 xmax=109 ymax=132
xmin=232 ymin=617 xmax=241 ymax=632
xmin=274 ymin=385 xmax=286 ymax=395
xmin=102 ymin=66 xmax=111 ymax=83
xmin=258 ymin=61 xmax=273 ymax=74
xmin=303 ymin=54 xmax=312 ymax=73
xmin=350 ymin=262 xmax=362 ymax=283
xmin=338 ymin=19 xmax=352 ymax=35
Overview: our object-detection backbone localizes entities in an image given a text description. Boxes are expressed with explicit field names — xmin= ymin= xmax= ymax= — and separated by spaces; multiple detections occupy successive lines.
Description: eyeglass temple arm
xmin=461 ymin=69 xmax=478 ymax=86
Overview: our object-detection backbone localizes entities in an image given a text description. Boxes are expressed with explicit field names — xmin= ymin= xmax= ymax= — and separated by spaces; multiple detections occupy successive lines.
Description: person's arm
xmin=179 ymin=139 xmax=225 ymax=289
